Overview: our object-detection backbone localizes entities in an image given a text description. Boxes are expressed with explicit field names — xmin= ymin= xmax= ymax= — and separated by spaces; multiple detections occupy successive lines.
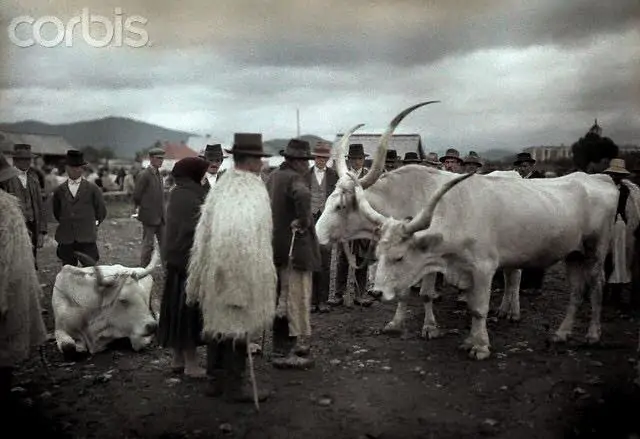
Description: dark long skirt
xmin=157 ymin=264 xmax=203 ymax=350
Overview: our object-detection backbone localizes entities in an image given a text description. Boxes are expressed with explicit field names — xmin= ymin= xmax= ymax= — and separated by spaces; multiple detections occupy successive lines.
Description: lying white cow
xmin=52 ymin=248 xmax=160 ymax=356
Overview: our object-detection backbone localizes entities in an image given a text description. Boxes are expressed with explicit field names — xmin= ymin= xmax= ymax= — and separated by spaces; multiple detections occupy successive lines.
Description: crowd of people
xmin=0 ymin=136 xmax=637 ymax=410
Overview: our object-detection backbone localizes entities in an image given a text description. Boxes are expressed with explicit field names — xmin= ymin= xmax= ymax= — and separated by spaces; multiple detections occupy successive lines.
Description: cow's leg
xmin=418 ymin=273 xmax=441 ymax=339
xmin=552 ymin=258 xmax=586 ymax=342
xmin=497 ymin=269 xmax=521 ymax=322
xmin=585 ymin=262 xmax=605 ymax=344
xmin=460 ymin=269 xmax=493 ymax=360
xmin=382 ymin=292 xmax=410 ymax=334
xmin=55 ymin=329 xmax=78 ymax=356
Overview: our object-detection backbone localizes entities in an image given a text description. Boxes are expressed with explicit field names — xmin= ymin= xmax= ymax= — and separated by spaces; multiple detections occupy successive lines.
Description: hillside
xmin=0 ymin=117 xmax=194 ymax=158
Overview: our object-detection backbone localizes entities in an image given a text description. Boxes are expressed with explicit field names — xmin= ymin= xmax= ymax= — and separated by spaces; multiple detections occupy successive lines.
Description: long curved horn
xmin=131 ymin=241 xmax=161 ymax=280
xmin=403 ymin=172 xmax=475 ymax=235
xmin=359 ymin=100 xmax=441 ymax=189
xmin=351 ymin=175 xmax=387 ymax=225
xmin=333 ymin=124 xmax=365 ymax=178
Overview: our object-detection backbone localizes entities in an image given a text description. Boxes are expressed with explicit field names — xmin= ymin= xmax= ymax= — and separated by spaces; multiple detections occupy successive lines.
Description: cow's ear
xmin=412 ymin=231 xmax=443 ymax=251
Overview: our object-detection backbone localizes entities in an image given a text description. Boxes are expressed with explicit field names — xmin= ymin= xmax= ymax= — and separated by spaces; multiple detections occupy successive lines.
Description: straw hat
xmin=603 ymin=158 xmax=630 ymax=175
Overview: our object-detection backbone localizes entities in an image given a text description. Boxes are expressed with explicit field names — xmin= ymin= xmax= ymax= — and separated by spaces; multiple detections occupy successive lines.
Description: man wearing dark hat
xmin=134 ymin=147 xmax=166 ymax=266
xmin=402 ymin=152 xmax=422 ymax=166
xmin=463 ymin=151 xmax=483 ymax=173
xmin=514 ymin=152 xmax=544 ymax=179
xmin=423 ymin=152 xmax=441 ymax=169
xmin=330 ymin=143 xmax=374 ymax=307
xmin=440 ymin=148 xmax=464 ymax=173
xmin=188 ymin=133 xmax=274 ymax=402
xmin=385 ymin=150 xmax=399 ymax=172
xmin=306 ymin=141 xmax=338 ymax=313
xmin=51 ymin=150 xmax=107 ymax=266
xmin=347 ymin=143 xmax=369 ymax=178
xmin=266 ymin=138 xmax=320 ymax=369
xmin=201 ymin=144 xmax=227 ymax=190
xmin=0 ymin=144 xmax=47 ymax=269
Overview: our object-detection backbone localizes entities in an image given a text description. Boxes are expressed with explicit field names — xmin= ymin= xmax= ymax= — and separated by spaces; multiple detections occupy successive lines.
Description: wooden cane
xmin=246 ymin=333 xmax=260 ymax=411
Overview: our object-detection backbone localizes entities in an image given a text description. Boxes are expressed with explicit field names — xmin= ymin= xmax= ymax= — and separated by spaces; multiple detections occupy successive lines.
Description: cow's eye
xmin=393 ymin=256 xmax=404 ymax=263
xmin=119 ymin=298 xmax=130 ymax=306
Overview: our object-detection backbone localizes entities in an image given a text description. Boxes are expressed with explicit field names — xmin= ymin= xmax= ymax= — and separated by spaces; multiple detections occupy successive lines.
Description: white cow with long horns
xmin=52 ymin=247 xmax=161 ymax=356
xmin=345 ymin=112 xmax=618 ymax=359
xmin=316 ymin=102 xmax=524 ymax=340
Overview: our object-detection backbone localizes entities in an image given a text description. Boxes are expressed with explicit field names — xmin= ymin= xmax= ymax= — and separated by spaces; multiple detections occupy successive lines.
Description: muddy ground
xmin=9 ymin=215 xmax=640 ymax=439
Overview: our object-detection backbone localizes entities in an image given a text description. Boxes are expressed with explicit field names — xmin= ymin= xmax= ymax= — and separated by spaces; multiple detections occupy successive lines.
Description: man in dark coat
xmin=51 ymin=150 xmax=107 ymax=266
xmin=0 ymin=144 xmax=47 ymax=269
xmin=266 ymin=138 xmax=321 ymax=369
xmin=330 ymin=143 xmax=374 ymax=307
xmin=133 ymin=147 xmax=166 ymax=266
xmin=384 ymin=150 xmax=399 ymax=172
xmin=306 ymin=141 xmax=338 ymax=313
xmin=514 ymin=151 xmax=546 ymax=292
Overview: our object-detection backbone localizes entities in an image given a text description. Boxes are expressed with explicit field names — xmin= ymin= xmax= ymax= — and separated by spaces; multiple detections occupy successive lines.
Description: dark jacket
xmin=133 ymin=166 xmax=165 ymax=226
xmin=52 ymin=180 xmax=107 ymax=244
xmin=266 ymin=162 xmax=321 ymax=272
xmin=0 ymin=172 xmax=47 ymax=234
xmin=163 ymin=177 xmax=207 ymax=270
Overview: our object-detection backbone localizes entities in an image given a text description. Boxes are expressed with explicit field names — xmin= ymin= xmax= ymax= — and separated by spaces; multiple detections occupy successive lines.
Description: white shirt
xmin=16 ymin=168 xmax=28 ymax=188
xmin=350 ymin=167 xmax=365 ymax=178
xmin=68 ymin=177 xmax=83 ymax=197
xmin=206 ymin=172 xmax=218 ymax=187
xmin=313 ymin=166 xmax=326 ymax=186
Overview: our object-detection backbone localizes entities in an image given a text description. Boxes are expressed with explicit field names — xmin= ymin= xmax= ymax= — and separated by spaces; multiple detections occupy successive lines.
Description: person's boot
xmin=204 ymin=370 xmax=225 ymax=397
xmin=225 ymin=368 xmax=270 ymax=403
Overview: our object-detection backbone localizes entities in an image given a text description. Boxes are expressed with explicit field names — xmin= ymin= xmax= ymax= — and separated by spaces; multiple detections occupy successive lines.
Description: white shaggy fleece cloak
xmin=186 ymin=169 xmax=277 ymax=341
xmin=0 ymin=191 xmax=47 ymax=367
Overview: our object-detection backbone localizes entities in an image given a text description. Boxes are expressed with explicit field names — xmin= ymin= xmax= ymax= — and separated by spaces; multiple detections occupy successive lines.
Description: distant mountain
xmin=0 ymin=117 xmax=194 ymax=158
xmin=262 ymin=134 xmax=330 ymax=155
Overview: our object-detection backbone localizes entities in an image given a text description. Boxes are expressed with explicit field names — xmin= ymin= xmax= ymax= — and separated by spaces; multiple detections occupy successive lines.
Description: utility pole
xmin=296 ymin=108 xmax=300 ymax=138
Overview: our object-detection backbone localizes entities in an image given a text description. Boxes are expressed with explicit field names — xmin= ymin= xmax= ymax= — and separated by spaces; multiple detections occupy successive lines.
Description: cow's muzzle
xmin=143 ymin=321 xmax=158 ymax=336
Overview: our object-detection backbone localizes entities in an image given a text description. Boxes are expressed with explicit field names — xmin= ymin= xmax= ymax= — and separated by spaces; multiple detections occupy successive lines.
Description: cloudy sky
xmin=0 ymin=0 xmax=638 ymax=152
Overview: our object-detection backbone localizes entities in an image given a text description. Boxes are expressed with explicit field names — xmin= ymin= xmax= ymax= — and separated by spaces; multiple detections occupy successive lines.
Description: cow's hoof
xmin=585 ymin=334 xmax=601 ymax=345
xmin=421 ymin=326 xmax=442 ymax=340
xmin=382 ymin=323 xmax=403 ymax=335
xmin=550 ymin=332 xmax=569 ymax=344
xmin=459 ymin=337 xmax=475 ymax=351
xmin=469 ymin=346 xmax=491 ymax=360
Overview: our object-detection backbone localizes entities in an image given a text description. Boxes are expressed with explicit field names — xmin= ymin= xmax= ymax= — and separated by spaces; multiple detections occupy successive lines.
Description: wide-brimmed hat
xmin=403 ymin=152 xmax=422 ymax=164
xmin=603 ymin=158 xmax=631 ymax=176
xmin=312 ymin=141 xmax=332 ymax=158
xmin=514 ymin=152 xmax=535 ymax=166
xmin=347 ymin=144 xmax=368 ymax=159
xmin=148 ymin=147 xmax=165 ymax=158
xmin=280 ymin=138 xmax=315 ymax=160
xmin=11 ymin=143 xmax=36 ymax=159
xmin=424 ymin=152 xmax=440 ymax=165
xmin=0 ymin=152 xmax=18 ymax=183
xmin=224 ymin=133 xmax=272 ymax=157
xmin=463 ymin=151 xmax=483 ymax=167
xmin=65 ymin=149 xmax=87 ymax=167
xmin=385 ymin=150 xmax=398 ymax=163
xmin=439 ymin=148 xmax=463 ymax=163
xmin=201 ymin=144 xmax=225 ymax=162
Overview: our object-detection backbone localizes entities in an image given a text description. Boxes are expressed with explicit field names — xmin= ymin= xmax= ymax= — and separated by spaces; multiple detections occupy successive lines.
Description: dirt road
xmin=10 ymin=218 xmax=640 ymax=438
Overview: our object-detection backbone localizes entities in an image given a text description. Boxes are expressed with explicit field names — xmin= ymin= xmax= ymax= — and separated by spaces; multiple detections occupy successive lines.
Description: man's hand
xmin=37 ymin=233 xmax=45 ymax=248
xmin=290 ymin=219 xmax=303 ymax=232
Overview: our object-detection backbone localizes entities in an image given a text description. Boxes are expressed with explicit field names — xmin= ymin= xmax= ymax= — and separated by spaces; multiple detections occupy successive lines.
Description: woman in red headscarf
xmin=158 ymin=157 xmax=210 ymax=377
